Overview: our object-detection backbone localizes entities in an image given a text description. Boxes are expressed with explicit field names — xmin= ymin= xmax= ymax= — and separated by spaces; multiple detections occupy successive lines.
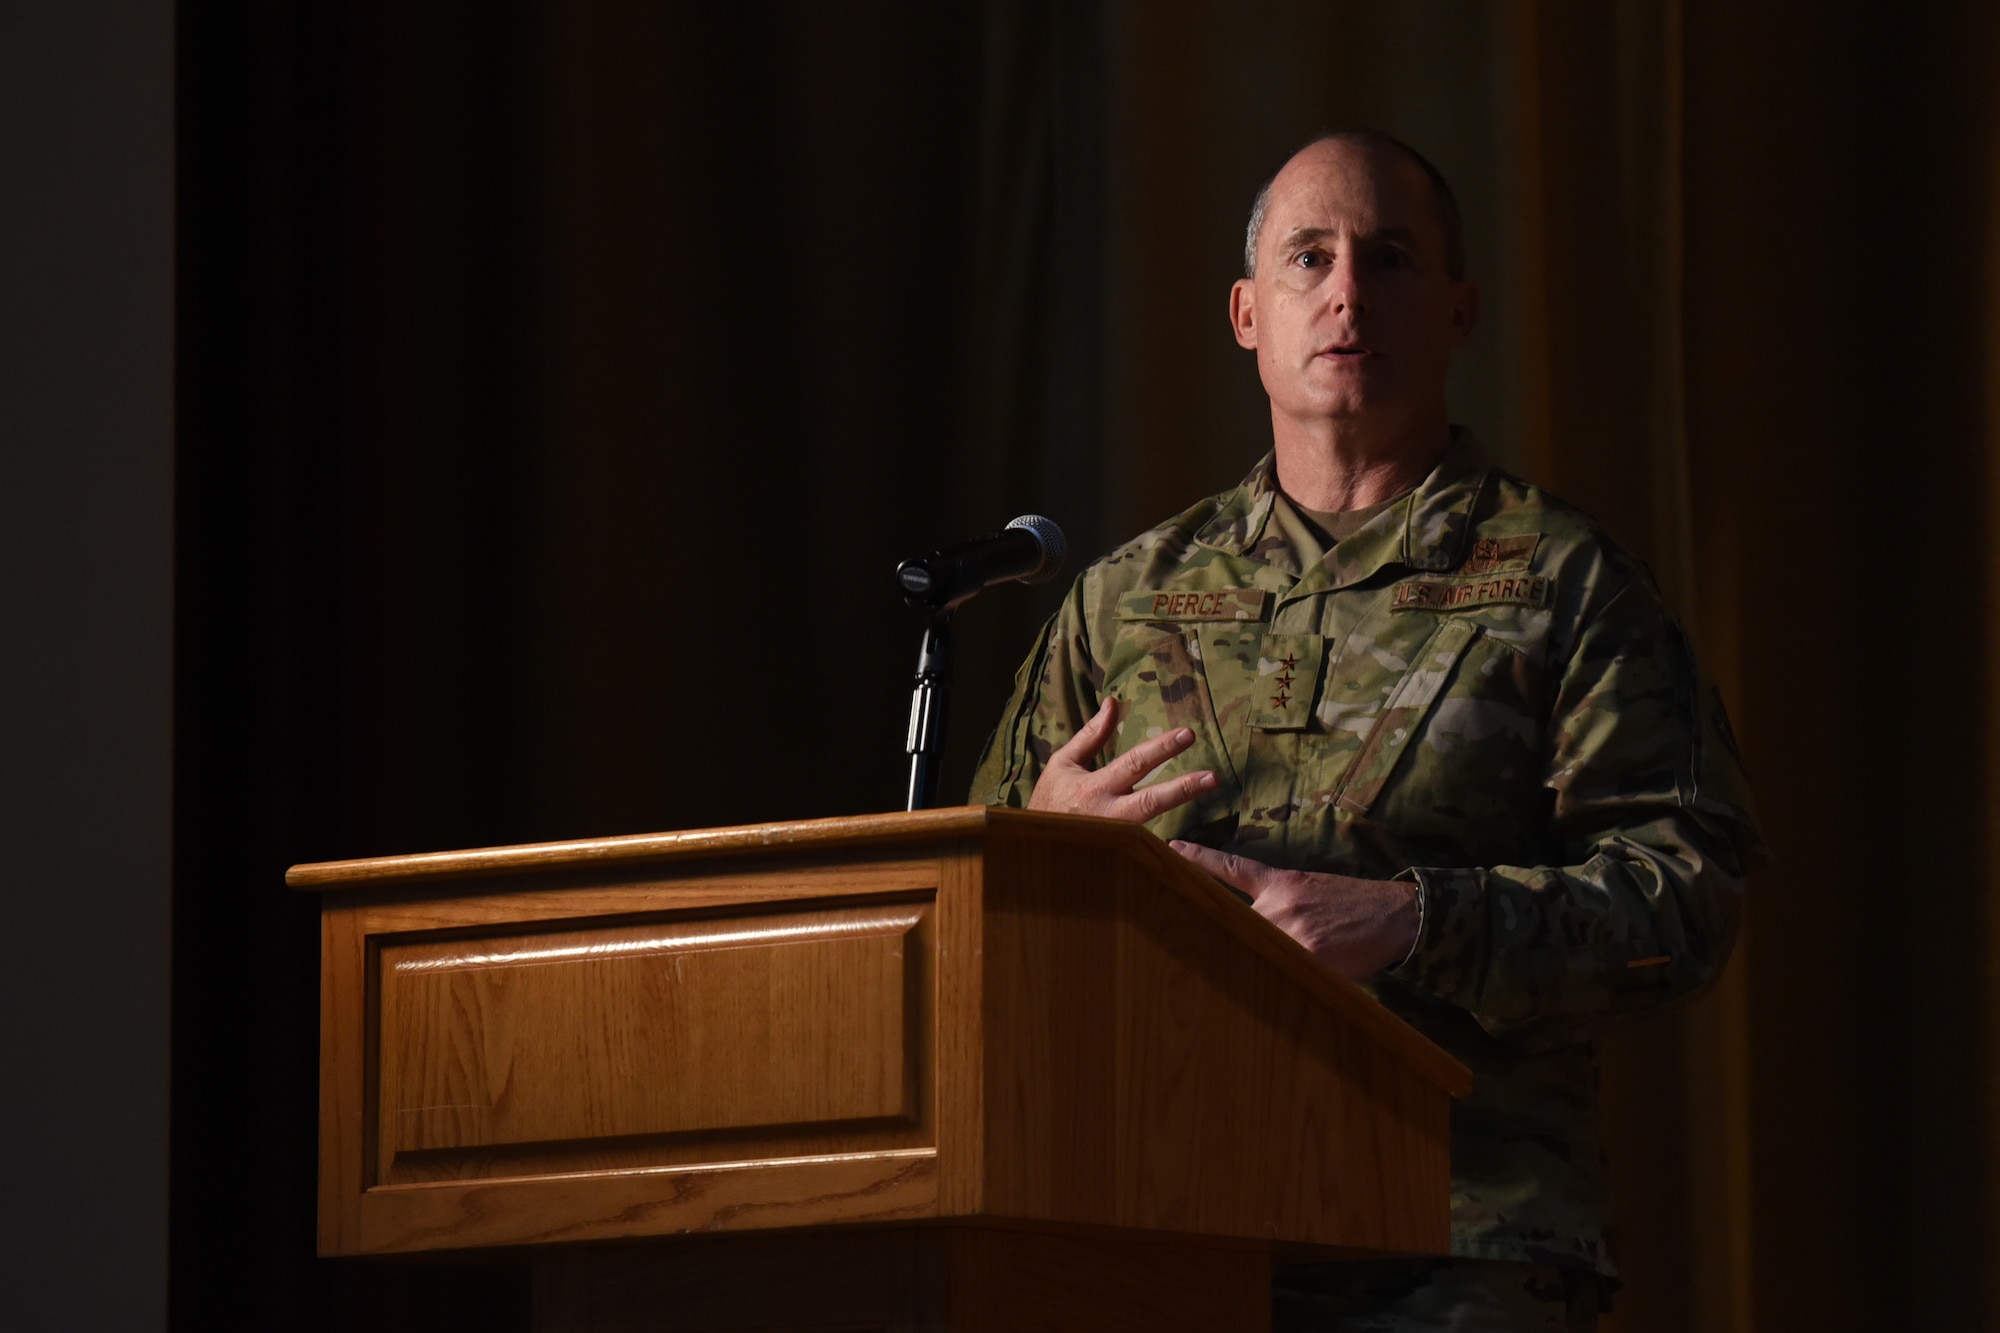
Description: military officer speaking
xmin=972 ymin=132 xmax=1766 ymax=1330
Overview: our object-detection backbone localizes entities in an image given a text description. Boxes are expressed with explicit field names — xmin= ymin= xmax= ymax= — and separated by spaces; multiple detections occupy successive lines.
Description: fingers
xmin=1094 ymin=724 xmax=1210 ymax=821
xmin=1075 ymin=697 xmax=1120 ymax=754
xmin=1101 ymin=724 xmax=1198 ymax=786
xmin=1048 ymin=698 xmax=1118 ymax=769
xmin=1030 ymin=700 xmax=1216 ymax=823
xmin=1120 ymin=768 xmax=1217 ymax=821
xmin=1169 ymin=839 xmax=1265 ymax=899
xmin=1051 ymin=702 xmax=1196 ymax=785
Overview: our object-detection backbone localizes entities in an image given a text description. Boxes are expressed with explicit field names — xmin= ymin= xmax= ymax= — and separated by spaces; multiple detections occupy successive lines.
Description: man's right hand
xmin=1025 ymin=698 xmax=1217 ymax=822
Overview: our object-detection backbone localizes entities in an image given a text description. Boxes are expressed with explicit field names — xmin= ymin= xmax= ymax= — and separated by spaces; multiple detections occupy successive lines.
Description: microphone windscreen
xmin=1005 ymin=514 xmax=1067 ymax=584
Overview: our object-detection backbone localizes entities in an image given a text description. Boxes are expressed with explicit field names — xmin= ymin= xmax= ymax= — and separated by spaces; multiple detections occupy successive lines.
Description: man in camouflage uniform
xmin=970 ymin=132 xmax=1765 ymax=1330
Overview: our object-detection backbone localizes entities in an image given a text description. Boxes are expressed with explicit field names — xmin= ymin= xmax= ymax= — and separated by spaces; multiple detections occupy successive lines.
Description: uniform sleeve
xmin=1388 ymin=574 xmax=1768 ymax=1049
xmin=968 ymin=578 xmax=1103 ymax=807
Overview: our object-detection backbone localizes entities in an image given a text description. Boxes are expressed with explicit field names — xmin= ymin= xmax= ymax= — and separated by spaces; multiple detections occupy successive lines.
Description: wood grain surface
xmin=358 ymin=1150 xmax=940 ymax=1255
xmin=309 ymin=807 xmax=1467 ymax=1261
xmin=288 ymin=808 xmax=1002 ymax=889
xmin=318 ymin=861 xmax=947 ymax=1254
xmin=378 ymin=902 xmax=929 ymax=1183
xmin=304 ymin=805 xmax=1467 ymax=1097
xmin=975 ymin=826 xmax=1452 ymax=1253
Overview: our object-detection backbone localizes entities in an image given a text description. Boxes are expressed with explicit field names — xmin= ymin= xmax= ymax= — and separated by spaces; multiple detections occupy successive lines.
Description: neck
xmin=1270 ymin=406 xmax=1451 ymax=511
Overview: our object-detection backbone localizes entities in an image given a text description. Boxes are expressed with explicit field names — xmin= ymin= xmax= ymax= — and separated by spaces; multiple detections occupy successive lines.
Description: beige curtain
xmin=1507 ymin=7 xmax=1753 ymax=1329
xmin=1104 ymin=6 xmax=1739 ymax=1328
xmin=320 ymin=3 xmax=2000 ymax=1326
xmin=1104 ymin=2 xmax=2000 ymax=1329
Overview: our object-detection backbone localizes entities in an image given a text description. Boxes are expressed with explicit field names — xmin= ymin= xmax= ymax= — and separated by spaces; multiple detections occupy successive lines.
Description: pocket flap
xmin=1248 ymin=633 xmax=1324 ymax=732
xmin=1334 ymin=617 xmax=1480 ymax=813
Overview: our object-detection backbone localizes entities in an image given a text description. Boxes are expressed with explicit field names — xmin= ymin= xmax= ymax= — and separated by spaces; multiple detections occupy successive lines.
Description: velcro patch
xmin=1249 ymin=633 xmax=1324 ymax=730
xmin=1457 ymin=533 xmax=1540 ymax=574
xmin=1391 ymin=574 xmax=1554 ymax=613
xmin=1117 ymin=589 xmax=1270 ymax=622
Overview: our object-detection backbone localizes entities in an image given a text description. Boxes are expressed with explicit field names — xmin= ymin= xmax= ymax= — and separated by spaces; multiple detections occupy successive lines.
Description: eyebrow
xmin=1275 ymin=225 xmax=1423 ymax=252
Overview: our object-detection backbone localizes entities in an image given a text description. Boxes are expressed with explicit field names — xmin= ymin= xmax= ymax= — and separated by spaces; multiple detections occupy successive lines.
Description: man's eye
xmin=1293 ymin=250 xmax=1325 ymax=268
xmin=1378 ymin=249 xmax=1412 ymax=270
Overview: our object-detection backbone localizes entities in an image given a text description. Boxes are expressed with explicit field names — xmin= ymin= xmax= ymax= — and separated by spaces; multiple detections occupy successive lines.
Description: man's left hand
xmin=1169 ymin=840 xmax=1420 ymax=980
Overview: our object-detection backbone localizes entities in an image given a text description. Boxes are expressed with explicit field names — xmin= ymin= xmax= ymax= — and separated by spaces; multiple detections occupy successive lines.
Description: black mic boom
xmin=896 ymin=514 xmax=1067 ymax=617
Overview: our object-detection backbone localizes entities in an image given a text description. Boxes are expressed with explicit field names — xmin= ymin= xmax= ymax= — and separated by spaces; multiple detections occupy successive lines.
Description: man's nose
xmin=1326 ymin=253 xmax=1367 ymax=317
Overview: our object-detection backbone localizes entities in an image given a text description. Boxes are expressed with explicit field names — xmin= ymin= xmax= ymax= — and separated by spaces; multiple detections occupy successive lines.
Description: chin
xmin=1286 ymin=392 xmax=1387 ymax=421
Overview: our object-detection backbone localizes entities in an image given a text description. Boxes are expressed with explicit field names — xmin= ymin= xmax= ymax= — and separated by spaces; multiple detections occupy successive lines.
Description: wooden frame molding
xmin=297 ymin=806 xmax=1469 ymax=1263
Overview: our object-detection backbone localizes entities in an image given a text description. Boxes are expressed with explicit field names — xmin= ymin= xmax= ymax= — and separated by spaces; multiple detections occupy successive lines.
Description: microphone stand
xmin=903 ymin=614 xmax=951 ymax=811
xmin=896 ymin=513 xmax=1063 ymax=812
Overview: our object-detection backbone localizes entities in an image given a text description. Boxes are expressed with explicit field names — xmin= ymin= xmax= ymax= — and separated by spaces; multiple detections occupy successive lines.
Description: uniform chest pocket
xmin=1329 ymin=616 xmax=1480 ymax=815
xmin=1108 ymin=589 xmax=1273 ymax=790
xmin=1101 ymin=622 xmax=1241 ymax=789
xmin=1170 ymin=627 xmax=1330 ymax=787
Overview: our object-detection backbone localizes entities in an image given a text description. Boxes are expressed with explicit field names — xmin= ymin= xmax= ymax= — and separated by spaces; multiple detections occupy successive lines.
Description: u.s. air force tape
xmin=1391 ymin=574 xmax=1554 ymax=612
xmin=1116 ymin=588 xmax=1270 ymax=621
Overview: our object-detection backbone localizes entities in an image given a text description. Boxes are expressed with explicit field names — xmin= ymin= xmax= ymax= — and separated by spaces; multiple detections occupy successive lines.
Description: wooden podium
xmin=291 ymin=807 xmax=1470 ymax=1331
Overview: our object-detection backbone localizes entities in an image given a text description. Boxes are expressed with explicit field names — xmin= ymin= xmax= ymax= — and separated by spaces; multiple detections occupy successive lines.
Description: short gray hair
xmin=1243 ymin=130 xmax=1467 ymax=281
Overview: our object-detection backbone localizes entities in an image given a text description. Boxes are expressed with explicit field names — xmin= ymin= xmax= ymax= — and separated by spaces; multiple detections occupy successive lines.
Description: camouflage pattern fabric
xmin=1275 ymin=1258 xmax=1604 ymax=1331
xmin=971 ymin=432 xmax=1767 ymax=1279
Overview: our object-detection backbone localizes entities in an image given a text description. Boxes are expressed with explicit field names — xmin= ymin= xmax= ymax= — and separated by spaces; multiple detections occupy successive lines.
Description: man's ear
xmin=1450 ymin=280 xmax=1480 ymax=346
xmin=1229 ymin=278 xmax=1257 ymax=349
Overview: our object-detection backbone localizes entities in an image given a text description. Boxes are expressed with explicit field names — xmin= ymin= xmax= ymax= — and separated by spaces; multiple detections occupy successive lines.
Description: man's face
xmin=1230 ymin=139 xmax=1477 ymax=435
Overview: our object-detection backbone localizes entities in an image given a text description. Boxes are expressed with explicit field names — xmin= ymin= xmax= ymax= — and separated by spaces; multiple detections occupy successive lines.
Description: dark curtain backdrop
xmin=173 ymin=3 xmax=1999 ymax=1330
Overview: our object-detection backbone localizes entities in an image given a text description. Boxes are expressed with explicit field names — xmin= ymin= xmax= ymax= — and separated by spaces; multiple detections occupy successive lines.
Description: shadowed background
xmin=12 ymin=1 xmax=1995 ymax=1329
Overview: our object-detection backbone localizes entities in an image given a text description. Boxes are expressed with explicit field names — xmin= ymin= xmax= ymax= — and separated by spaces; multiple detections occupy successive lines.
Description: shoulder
xmin=1476 ymin=469 xmax=1639 ymax=567
xmin=1071 ymin=481 xmax=1254 ymax=604
xmin=1472 ymin=467 xmax=1662 ymax=617
xmin=1462 ymin=471 xmax=1712 ymax=723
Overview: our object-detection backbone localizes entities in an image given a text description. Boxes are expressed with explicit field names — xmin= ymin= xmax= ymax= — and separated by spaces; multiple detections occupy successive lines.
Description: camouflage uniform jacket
xmin=970 ymin=433 xmax=1765 ymax=1276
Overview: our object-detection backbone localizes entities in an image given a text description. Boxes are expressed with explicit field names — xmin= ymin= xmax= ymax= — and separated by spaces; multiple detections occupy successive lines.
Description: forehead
xmin=1263 ymin=140 xmax=1440 ymax=245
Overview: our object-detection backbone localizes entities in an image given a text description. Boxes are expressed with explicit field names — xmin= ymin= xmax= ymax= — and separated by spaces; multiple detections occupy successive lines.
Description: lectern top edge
xmin=286 ymin=804 xmax=1008 ymax=890
xmin=288 ymin=804 xmax=1471 ymax=1098
xmin=285 ymin=804 xmax=1189 ymax=891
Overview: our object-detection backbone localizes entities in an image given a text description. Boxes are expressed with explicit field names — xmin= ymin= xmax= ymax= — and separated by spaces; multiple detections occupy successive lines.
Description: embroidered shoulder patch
xmin=1116 ymin=588 xmax=1270 ymax=622
xmin=1391 ymin=574 xmax=1554 ymax=613
xmin=1457 ymin=533 xmax=1540 ymax=574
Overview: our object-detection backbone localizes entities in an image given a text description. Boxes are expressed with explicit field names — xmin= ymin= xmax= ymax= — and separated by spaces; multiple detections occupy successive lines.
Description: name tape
xmin=1117 ymin=589 xmax=1271 ymax=622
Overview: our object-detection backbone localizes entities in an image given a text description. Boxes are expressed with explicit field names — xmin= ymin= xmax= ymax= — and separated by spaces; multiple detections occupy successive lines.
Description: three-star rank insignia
xmin=1250 ymin=637 xmax=1323 ymax=732
xmin=1269 ymin=653 xmax=1299 ymax=708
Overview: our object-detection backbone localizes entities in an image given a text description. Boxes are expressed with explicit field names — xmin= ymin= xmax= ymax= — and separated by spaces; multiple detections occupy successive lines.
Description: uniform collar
xmin=1194 ymin=427 xmax=1490 ymax=588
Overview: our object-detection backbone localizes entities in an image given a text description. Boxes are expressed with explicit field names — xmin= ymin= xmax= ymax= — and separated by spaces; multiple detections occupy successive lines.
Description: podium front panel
xmin=318 ymin=853 xmax=958 ymax=1255
xmin=300 ymin=809 xmax=1465 ymax=1260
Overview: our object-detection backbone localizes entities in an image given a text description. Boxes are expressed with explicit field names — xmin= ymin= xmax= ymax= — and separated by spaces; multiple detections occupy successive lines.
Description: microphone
xmin=896 ymin=514 xmax=1067 ymax=617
